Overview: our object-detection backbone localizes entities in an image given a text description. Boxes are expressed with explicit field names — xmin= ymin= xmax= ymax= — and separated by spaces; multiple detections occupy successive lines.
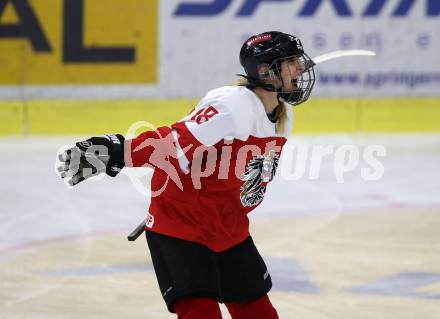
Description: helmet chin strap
xmin=256 ymin=76 xmax=299 ymax=105
xmin=276 ymin=94 xmax=283 ymax=104
xmin=237 ymin=73 xmax=302 ymax=105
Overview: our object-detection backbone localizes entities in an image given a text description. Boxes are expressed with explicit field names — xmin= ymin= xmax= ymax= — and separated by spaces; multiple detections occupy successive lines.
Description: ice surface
xmin=1 ymin=134 xmax=439 ymax=256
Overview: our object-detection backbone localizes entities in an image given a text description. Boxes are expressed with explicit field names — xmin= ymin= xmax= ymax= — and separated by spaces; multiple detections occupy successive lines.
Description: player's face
xmin=257 ymin=57 xmax=305 ymax=92
xmin=279 ymin=57 xmax=305 ymax=92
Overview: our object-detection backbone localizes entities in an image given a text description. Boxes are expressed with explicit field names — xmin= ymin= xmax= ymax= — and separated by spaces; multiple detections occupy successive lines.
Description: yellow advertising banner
xmin=0 ymin=0 xmax=157 ymax=84
xmin=3 ymin=98 xmax=440 ymax=135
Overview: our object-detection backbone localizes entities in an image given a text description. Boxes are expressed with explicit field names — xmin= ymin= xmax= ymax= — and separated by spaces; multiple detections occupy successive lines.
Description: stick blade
xmin=313 ymin=50 xmax=376 ymax=65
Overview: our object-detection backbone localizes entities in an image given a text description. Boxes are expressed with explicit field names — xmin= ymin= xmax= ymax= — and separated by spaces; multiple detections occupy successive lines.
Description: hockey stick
xmin=127 ymin=219 xmax=147 ymax=241
xmin=312 ymin=49 xmax=376 ymax=65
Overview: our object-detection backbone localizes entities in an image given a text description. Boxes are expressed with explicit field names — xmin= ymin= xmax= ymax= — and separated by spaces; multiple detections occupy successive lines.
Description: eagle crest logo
xmin=240 ymin=150 xmax=279 ymax=207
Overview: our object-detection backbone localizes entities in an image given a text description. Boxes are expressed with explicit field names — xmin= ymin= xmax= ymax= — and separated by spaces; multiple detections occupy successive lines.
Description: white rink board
xmin=1 ymin=0 xmax=439 ymax=100
xmin=161 ymin=0 xmax=440 ymax=98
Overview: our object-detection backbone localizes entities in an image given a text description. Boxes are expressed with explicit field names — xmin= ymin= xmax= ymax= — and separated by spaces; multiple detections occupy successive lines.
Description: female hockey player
xmin=58 ymin=31 xmax=315 ymax=319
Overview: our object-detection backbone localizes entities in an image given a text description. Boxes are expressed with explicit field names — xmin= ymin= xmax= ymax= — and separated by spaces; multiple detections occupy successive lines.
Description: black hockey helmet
xmin=239 ymin=31 xmax=315 ymax=106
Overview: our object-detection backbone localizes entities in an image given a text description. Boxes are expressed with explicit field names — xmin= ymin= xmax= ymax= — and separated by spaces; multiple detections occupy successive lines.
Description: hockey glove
xmin=57 ymin=134 xmax=125 ymax=186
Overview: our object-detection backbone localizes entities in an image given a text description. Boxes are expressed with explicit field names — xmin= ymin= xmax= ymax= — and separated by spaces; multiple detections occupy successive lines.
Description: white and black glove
xmin=57 ymin=134 xmax=125 ymax=186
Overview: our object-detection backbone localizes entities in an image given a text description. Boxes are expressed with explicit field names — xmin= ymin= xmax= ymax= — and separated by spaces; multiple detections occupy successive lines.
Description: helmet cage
xmin=261 ymin=53 xmax=316 ymax=106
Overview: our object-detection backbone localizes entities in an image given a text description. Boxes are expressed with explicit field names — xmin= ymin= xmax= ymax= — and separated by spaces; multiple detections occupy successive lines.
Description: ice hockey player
xmin=57 ymin=31 xmax=315 ymax=319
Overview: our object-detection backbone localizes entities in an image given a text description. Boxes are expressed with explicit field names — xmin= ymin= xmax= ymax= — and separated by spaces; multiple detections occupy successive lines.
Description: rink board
xmin=1 ymin=98 xmax=440 ymax=135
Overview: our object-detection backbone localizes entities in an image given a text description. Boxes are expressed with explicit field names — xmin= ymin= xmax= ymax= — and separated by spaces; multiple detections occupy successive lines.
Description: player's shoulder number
xmin=190 ymin=105 xmax=219 ymax=125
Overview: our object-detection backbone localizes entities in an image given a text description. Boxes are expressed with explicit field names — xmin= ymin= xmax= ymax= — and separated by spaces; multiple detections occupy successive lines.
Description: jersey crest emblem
xmin=240 ymin=150 xmax=279 ymax=207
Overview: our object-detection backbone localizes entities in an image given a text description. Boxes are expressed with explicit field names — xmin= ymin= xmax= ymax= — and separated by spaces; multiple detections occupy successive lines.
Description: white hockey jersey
xmin=126 ymin=86 xmax=293 ymax=251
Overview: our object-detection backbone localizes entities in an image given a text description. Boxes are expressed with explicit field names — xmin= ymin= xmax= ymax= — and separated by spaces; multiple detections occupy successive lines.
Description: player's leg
xmin=225 ymin=294 xmax=278 ymax=319
xmin=145 ymin=231 xmax=221 ymax=316
xmin=174 ymin=296 xmax=222 ymax=319
xmin=217 ymin=236 xmax=278 ymax=319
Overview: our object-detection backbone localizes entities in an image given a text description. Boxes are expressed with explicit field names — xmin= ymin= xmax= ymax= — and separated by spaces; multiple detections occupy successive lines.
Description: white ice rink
xmin=1 ymin=134 xmax=440 ymax=318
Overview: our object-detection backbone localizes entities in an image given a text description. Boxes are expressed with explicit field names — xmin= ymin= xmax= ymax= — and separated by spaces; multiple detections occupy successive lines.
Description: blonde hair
xmin=235 ymin=77 xmax=287 ymax=135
